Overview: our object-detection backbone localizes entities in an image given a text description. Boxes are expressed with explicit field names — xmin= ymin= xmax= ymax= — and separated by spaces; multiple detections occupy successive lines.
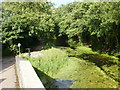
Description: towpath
xmin=0 ymin=56 xmax=19 ymax=89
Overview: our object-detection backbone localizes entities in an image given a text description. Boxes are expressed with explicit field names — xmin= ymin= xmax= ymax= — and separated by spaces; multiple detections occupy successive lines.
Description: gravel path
xmin=23 ymin=51 xmax=43 ymax=58
xmin=0 ymin=57 xmax=19 ymax=89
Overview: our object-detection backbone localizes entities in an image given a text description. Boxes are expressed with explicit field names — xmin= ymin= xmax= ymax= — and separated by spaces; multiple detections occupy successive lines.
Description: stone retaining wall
xmin=15 ymin=56 xmax=45 ymax=89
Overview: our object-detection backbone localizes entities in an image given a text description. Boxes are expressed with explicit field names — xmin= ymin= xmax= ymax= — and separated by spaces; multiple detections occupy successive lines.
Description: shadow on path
xmin=0 ymin=56 xmax=19 ymax=88
xmin=2 ymin=56 xmax=15 ymax=71
xmin=0 ymin=78 xmax=6 ymax=83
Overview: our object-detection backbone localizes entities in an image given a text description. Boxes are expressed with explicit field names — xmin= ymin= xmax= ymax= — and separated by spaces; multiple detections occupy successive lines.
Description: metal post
xmin=26 ymin=48 xmax=31 ymax=56
xmin=19 ymin=46 xmax=20 ymax=55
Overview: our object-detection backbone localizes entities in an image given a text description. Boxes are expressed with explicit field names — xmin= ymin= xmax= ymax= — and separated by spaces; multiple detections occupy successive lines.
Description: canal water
xmin=52 ymin=79 xmax=75 ymax=88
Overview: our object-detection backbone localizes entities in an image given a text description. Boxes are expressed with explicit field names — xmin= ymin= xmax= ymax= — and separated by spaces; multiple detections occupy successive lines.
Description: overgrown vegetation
xmin=22 ymin=46 xmax=119 ymax=88
xmin=2 ymin=2 xmax=55 ymax=55
xmin=60 ymin=46 xmax=119 ymax=82
xmin=52 ymin=2 xmax=120 ymax=55
xmin=2 ymin=1 xmax=120 ymax=88
xmin=2 ymin=2 xmax=120 ymax=56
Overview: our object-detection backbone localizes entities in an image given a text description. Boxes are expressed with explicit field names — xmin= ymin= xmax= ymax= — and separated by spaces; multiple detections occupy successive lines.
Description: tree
xmin=2 ymin=2 xmax=55 ymax=54
xmin=53 ymin=2 xmax=120 ymax=54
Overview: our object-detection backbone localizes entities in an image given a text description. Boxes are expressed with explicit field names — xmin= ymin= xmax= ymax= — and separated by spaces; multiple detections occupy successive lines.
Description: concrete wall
xmin=15 ymin=56 xmax=45 ymax=89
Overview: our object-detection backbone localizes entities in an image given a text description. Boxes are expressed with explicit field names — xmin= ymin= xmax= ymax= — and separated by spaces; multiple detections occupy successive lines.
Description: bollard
xmin=26 ymin=48 xmax=31 ymax=56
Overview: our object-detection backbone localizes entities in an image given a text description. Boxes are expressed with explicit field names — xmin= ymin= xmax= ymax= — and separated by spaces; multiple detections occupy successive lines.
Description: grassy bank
xmin=60 ymin=46 xmax=119 ymax=82
xmin=22 ymin=46 xmax=119 ymax=88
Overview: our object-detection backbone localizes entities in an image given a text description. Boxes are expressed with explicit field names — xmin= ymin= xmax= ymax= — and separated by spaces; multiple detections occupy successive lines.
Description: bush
xmin=43 ymin=42 xmax=55 ymax=50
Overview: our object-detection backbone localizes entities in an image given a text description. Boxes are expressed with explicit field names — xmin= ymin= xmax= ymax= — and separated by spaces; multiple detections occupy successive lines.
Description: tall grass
xmin=22 ymin=46 xmax=119 ymax=88
xmin=23 ymin=47 xmax=68 ymax=77
xmin=56 ymin=57 xmax=118 ymax=88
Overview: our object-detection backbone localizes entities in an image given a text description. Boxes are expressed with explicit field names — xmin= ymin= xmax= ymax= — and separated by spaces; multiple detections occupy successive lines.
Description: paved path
xmin=0 ymin=57 xmax=19 ymax=89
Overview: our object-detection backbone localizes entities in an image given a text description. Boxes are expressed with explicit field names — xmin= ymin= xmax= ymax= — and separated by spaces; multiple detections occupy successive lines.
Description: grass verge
xmin=21 ymin=46 xmax=119 ymax=88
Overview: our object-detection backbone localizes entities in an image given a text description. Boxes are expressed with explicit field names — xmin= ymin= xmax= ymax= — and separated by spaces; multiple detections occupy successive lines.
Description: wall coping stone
xmin=16 ymin=56 xmax=45 ymax=89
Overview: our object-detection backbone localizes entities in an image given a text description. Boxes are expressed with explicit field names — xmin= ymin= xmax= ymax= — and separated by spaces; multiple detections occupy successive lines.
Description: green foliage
xmin=43 ymin=42 xmax=55 ymax=49
xmin=59 ymin=47 xmax=77 ymax=56
xmin=2 ymin=2 xmax=120 ymax=56
xmin=53 ymin=2 xmax=120 ymax=54
xmin=23 ymin=48 xmax=68 ymax=76
xmin=102 ymin=65 xmax=119 ymax=82
xmin=59 ymin=46 xmax=119 ymax=83
xmin=2 ymin=2 xmax=55 ymax=54
xmin=22 ymin=47 xmax=118 ymax=88
xmin=56 ymin=57 xmax=118 ymax=88
xmin=76 ymin=46 xmax=97 ymax=55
